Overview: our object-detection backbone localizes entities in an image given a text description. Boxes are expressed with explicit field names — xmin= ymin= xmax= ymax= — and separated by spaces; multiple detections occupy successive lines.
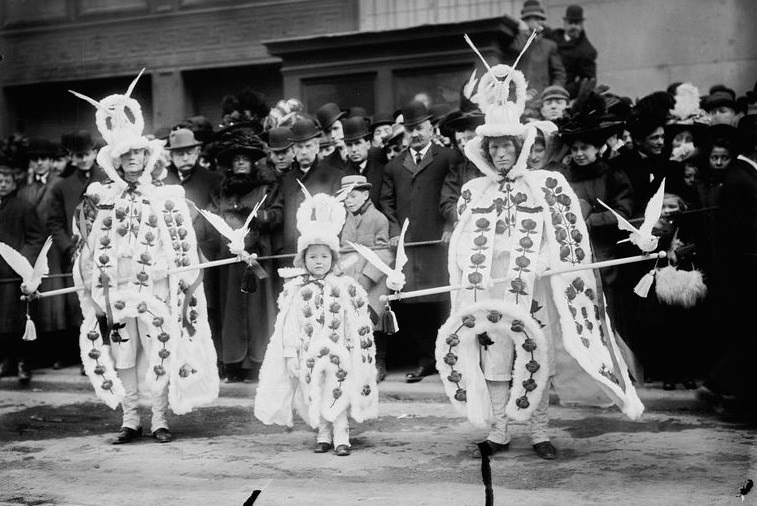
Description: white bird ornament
xmin=597 ymin=178 xmax=666 ymax=253
xmin=0 ymin=236 xmax=54 ymax=296
xmin=199 ymin=194 xmax=267 ymax=256
xmin=348 ymin=218 xmax=410 ymax=292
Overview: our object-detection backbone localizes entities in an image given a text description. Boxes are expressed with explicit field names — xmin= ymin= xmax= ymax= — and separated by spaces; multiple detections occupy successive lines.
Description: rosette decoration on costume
xmin=436 ymin=301 xmax=549 ymax=426
xmin=69 ymin=69 xmax=165 ymax=190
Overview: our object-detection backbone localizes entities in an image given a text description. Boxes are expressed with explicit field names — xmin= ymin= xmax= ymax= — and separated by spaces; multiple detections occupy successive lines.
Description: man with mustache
xmin=379 ymin=100 xmax=457 ymax=383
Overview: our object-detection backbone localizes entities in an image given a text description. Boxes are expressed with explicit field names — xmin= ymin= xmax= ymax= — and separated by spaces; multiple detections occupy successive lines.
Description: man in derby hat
xmin=339 ymin=174 xmax=393 ymax=382
xmin=546 ymin=4 xmax=598 ymax=97
xmin=275 ymin=118 xmax=344 ymax=256
xmin=163 ymin=128 xmax=221 ymax=211
xmin=510 ymin=0 xmax=566 ymax=95
xmin=264 ymin=127 xmax=295 ymax=178
xmin=316 ymin=102 xmax=349 ymax=171
xmin=703 ymin=87 xmax=741 ymax=127
xmin=342 ymin=116 xmax=384 ymax=207
xmin=370 ymin=112 xmax=396 ymax=149
xmin=380 ymin=100 xmax=457 ymax=383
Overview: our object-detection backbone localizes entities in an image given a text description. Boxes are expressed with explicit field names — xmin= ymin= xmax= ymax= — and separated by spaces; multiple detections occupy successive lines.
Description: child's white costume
xmin=436 ymin=63 xmax=644 ymax=438
xmin=254 ymin=193 xmax=378 ymax=446
xmin=71 ymin=73 xmax=219 ymax=430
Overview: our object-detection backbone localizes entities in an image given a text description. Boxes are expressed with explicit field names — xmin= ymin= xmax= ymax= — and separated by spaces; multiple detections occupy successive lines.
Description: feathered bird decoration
xmin=199 ymin=195 xmax=267 ymax=256
xmin=597 ymin=178 xmax=666 ymax=253
xmin=0 ymin=236 xmax=54 ymax=341
xmin=348 ymin=218 xmax=410 ymax=292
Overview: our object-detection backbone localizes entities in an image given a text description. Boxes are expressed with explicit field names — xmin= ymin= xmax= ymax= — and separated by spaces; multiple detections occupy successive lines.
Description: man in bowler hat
xmin=547 ymin=4 xmax=598 ymax=97
xmin=379 ymin=100 xmax=456 ymax=383
xmin=342 ymin=116 xmax=384 ymax=207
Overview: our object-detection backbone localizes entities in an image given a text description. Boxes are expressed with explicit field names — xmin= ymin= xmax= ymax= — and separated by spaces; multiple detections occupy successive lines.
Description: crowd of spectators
xmin=1 ymin=3 xmax=756 ymax=422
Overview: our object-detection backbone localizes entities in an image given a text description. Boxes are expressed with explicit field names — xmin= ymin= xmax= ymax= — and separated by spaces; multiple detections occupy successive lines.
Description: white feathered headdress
xmin=294 ymin=184 xmax=346 ymax=264
xmin=69 ymin=69 xmax=164 ymax=189
xmin=669 ymin=83 xmax=710 ymax=126
xmin=462 ymin=33 xmax=539 ymax=180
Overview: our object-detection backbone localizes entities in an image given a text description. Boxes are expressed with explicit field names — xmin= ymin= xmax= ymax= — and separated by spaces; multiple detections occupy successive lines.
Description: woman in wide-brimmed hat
xmin=209 ymin=127 xmax=283 ymax=382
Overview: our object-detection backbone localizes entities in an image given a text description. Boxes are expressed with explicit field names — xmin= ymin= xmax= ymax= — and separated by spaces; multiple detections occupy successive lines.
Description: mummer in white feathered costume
xmin=254 ymin=190 xmax=378 ymax=457
xmin=70 ymin=70 xmax=219 ymax=445
xmin=437 ymin=40 xmax=644 ymax=460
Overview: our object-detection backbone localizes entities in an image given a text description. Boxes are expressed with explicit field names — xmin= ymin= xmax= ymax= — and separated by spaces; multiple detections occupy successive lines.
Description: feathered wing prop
xmin=597 ymin=178 xmax=665 ymax=254
xmin=335 ymin=181 xmax=358 ymax=202
xmin=0 ymin=236 xmax=54 ymax=341
xmin=199 ymin=195 xmax=267 ymax=255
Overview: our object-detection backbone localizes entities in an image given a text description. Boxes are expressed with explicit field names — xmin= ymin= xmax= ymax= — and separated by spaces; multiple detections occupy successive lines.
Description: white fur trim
xmin=654 ymin=266 xmax=707 ymax=308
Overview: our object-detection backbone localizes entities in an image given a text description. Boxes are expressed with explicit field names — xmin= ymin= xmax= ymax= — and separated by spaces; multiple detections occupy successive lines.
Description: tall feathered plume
xmin=557 ymin=79 xmax=607 ymax=132
xmin=670 ymin=83 xmax=702 ymax=121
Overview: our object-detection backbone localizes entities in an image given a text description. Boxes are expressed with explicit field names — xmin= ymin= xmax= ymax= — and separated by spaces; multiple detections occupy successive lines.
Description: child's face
xmin=683 ymin=164 xmax=697 ymax=186
xmin=570 ymin=140 xmax=599 ymax=166
xmin=709 ymin=146 xmax=731 ymax=170
xmin=305 ymin=244 xmax=332 ymax=278
xmin=662 ymin=196 xmax=681 ymax=217
xmin=344 ymin=189 xmax=369 ymax=213
xmin=527 ymin=140 xmax=547 ymax=170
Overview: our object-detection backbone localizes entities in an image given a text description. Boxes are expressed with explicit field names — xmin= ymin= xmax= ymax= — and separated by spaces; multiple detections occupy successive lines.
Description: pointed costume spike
xmin=464 ymin=34 xmax=494 ymax=77
xmin=511 ymin=29 xmax=539 ymax=71
xmin=69 ymin=90 xmax=110 ymax=115
xmin=125 ymin=68 xmax=146 ymax=99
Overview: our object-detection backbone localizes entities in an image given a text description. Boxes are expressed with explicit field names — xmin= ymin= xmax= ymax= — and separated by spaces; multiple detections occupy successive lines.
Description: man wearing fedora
xmin=276 ymin=118 xmax=344 ymax=256
xmin=163 ymin=128 xmax=221 ymax=211
xmin=371 ymin=112 xmax=395 ymax=150
xmin=547 ymin=4 xmax=598 ymax=98
xmin=511 ymin=0 xmax=565 ymax=96
xmin=342 ymin=116 xmax=384 ymax=207
xmin=45 ymin=130 xmax=107 ymax=370
xmin=339 ymin=174 xmax=393 ymax=382
xmin=264 ymin=127 xmax=295 ymax=178
xmin=380 ymin=100 xmax=456 ymax=383
xmin=316 ymin=102 xmax=349 ymax=172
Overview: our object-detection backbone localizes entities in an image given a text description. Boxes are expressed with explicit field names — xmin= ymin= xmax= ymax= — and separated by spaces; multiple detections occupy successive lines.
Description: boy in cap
xmin=339 ymin=175 xmax=393 ymax=382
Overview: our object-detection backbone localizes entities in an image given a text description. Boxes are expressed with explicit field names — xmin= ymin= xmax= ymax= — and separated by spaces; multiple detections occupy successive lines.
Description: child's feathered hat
xmin=293 ymin=185 xmax=346 ymax=268
xmin=69 ymin=69 xmax=164 ymax=190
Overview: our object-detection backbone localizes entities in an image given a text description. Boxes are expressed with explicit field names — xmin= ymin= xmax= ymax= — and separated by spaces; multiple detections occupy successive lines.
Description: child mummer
xmin=339 ymin=175 xmax=394 ymax=382
xmin=254 ymin=191 xmax=379 ymax=456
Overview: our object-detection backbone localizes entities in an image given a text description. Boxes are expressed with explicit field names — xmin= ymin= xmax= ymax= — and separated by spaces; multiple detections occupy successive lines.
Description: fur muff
xmin=654 ymin=265 xmax=707 ymax=308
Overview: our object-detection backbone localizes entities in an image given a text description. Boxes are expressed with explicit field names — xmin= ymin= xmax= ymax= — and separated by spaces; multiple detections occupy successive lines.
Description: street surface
xmin=1 ymin=367 xmax=755 ymax=506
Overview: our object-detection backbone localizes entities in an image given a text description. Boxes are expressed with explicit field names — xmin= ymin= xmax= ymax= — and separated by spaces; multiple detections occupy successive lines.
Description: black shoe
xmin=112 ymin=426 xmax=142 ymax=445
xmin=472 ymin=440 xmax=509 ymax=458
xmin=152 ymin=428 xmax=173 ymax=443
xmin=532 ymin=441 xmax=557 ymax=460
xmin=405 ymin=365 xmax=436 ymax=384
xmin=335 ymin=444 xmax=351 ymax=456
xmin=313 ymin=442 xmax=332 ymax=453
xmin=662 ymin=382 xmax=676 ymax=391
xmin=18 ymin=362 xmax=31 ymax=385
xmin=52 ymin=361 xmax=62 ymax=370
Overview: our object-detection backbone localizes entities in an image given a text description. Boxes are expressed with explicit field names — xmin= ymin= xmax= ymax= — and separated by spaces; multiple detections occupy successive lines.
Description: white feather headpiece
xmin=669 ymin=83 xmax=710 ymax=125
xmin=70 ymin=69 xmax=164 ymax=189
xmin=295 ymin=191 xmax=346 ymax=260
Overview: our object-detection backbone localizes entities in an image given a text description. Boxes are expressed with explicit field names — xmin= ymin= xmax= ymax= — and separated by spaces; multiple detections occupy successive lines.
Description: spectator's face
xmin=170 ymin=146 xmax=200 ymax=172
xmin=661 ymin=195 xmax=681 ymax=217
xmin=455 ymin=129 xmax=476 ymax=152
xmin=269 ymin=147 xmax=294 ymax=172
xmin=345 ymin=138 xmax=370 ymax=164
xmin=294 ymin=139 xmax=319 ymax=169
xmin=488 ymin=137 xmax=518 ymax=174
xmin=405 ymin=120 xmax=433 ymax=150
xmin=622 ymin=130 xmax=633 ymax=150
xmin=119 ymin=148 xmax=147 ymax=182
xmin=672 ymin=130 xmax=694 ymax=148
xmin=51 ymin=156 xmax=69 ymax=175
xmin=73 ymin=149 xmax=97 ymax=172
xmin=528 ymin=140 xmax=547 ymax=169
xmin=683 ymin=164 xmax=697 ymax=186
xmin=638 ymin=127 xmax=665 ymax=156
xmin=571 ymin=140 xmax=599 ymax=166
xmin=565 ymin=20 xmax=583 ymax=38
xmin=524 ymin=16 xmax=543 ymax=31
xmin=541 ymin=98 xmax=568 ymax=121
xmin=304 ymin=244 xmax=332 ymax=279
xmin=232 ymin=153 xmax=253 ymax=174
xmin=318 ymin=144 xmax=335 ymax=160
xmin=329 ymin=121 xmax=344 ymax=142
xmin=0 ymin=173 xmax=16 ymax=197
xmin=710 ymin=106 xmax=737 ymax=126
xmin=709 ymin=146 xmax=731 ymax=171
xmin=385 ymin=142 xmax=403 ymax=160
xmin=372 ymin=125 xmax=393 ymax=147
xmin=29 ymin=155 xmax=52 ymax=175
xmin=344 ymin=189 xmax=370 ymax=213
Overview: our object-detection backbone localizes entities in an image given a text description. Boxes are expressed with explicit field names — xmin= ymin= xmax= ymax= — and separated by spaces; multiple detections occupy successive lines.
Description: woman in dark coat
xmin=209 ymin=129 xmax=283 ymax=382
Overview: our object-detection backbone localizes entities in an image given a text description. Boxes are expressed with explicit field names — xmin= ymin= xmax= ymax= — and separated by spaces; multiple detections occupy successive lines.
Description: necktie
xmin=415 ymin=151 xmax=422 ymax=166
